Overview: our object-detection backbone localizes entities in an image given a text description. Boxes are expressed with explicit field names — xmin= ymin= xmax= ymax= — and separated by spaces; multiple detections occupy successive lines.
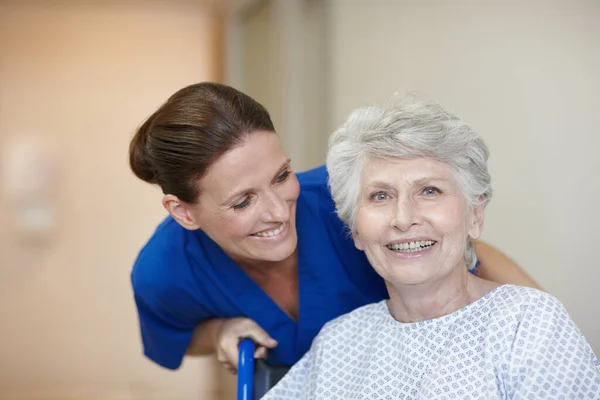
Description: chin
xmin=398 ymin=276 xmax=434 ymax=286
xmin=278 ymin=239 xmax=298 ymax=260
xmin=262 ymin=236 xmax=298 ymax=263
xmin=262 ymin=250 xmax=294 ymax=263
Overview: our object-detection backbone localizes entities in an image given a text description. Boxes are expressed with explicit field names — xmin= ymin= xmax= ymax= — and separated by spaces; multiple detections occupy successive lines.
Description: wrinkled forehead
xmin=360 ymin=156 xmax=458 ymax=187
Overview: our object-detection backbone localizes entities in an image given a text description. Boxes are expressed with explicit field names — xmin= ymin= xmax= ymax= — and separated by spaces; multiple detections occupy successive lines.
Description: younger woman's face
xmin=191 ymin=131 xmax=300 ymax=264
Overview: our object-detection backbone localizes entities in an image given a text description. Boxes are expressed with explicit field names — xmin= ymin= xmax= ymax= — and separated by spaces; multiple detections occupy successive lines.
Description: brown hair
xmin=129 ymin=82 xmax=275 ymax=203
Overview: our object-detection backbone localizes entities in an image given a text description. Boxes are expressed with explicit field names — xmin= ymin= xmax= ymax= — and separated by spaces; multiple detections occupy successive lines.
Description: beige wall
xmin=227 ymin=0 xmax=330 ymax=172
xmin=0 ymin=1 xmax=221 ymax=399
xmin=328 ymin=0 xmax=600 ymax=352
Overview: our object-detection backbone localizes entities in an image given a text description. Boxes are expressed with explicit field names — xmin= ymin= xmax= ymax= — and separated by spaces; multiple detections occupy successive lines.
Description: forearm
xmin=473 ymin=240 xmax=542 ymax=290
xmin=186 ymin=318 xmax=225 ymax=356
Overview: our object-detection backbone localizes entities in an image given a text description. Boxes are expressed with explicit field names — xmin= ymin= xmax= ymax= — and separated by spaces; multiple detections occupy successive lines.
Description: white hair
xmin=326 ymin=95 xmax=492 ymax=268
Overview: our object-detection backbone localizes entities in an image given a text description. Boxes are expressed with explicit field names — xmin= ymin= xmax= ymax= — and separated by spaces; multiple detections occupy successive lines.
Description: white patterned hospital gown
xmin=263 ymin=285 xmax=600 ymax=399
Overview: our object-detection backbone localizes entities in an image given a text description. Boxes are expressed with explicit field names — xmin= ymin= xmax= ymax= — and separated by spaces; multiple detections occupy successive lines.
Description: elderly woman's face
xmin=354 ymin=157 xmax=483 ymax=286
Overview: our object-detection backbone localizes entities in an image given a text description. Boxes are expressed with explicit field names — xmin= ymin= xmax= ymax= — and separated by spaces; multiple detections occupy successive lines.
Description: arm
xmin=473 ymin=239 xmax=542 ymax=289
xmin=132 ymin=272 xmax=227 ymax=369
xmin=185 ymin=318 xmax=225 ymax=355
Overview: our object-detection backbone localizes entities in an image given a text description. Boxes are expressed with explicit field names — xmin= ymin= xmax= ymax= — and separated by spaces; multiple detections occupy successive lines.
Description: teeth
xmin=387 ymin=240 xmax=435 ymax=252
xmin=253 ymin=222 xmax=286 ymax=237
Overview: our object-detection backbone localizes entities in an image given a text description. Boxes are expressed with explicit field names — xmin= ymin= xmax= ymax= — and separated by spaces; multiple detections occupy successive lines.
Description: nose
xmin=261 ymin=190 xmax=289 ymax=222
xmin=390 ymin=197 xmax=421 ymax=231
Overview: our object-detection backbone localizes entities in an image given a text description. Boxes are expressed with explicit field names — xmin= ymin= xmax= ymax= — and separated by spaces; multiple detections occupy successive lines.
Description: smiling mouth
xmin=251 ymin=222 xmax=287 ymax=238
xmin=387 ymin=240 xmax=436 ymax=253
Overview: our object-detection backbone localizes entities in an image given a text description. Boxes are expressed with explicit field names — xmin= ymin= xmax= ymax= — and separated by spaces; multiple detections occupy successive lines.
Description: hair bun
xmin=129 ymin=116 xmax=157 ymax=184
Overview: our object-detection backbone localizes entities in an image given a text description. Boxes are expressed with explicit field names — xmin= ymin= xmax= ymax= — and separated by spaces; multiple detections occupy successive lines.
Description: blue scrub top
xmin=131 ymin=165 xmax=388 ymax=370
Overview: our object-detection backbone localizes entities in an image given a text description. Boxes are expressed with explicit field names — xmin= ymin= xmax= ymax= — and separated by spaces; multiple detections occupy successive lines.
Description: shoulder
xmin=488 ymin=285 xmax=566 ymax=318
xmin=131 ymin=218 xmax=217 ymax=324
xmin=295 ymin=165 xmax=341 ymax=225
xmin=131 ymin=216 xmax=196 ymax=300
xmin=507 ymin=286 xmax=578 ymax=334
xmin=295 ymin=164 xmax=329 ymax=190
xmin=496 ymin=289 xmax=600 ymax=396
xmin=316 ymin=301 xmax=387 ymax=342
xmin=486 ymin=285 xmax=581 ymax=345
xmin=296 ymin=165 xmax=333 ymax=207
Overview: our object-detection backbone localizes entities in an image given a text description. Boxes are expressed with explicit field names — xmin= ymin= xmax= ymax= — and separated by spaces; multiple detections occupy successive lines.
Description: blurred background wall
xmin=1 ymin=0 xmax=599 ymax=399
xmin=0 ymin=1 xmax=223 ymax=399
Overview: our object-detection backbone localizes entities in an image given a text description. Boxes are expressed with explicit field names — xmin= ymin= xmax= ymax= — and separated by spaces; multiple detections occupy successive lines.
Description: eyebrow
xmin=364 ymin=176 xmax=451 ymax=189
xmin=222 ymin=159 xmax=291 ymax=205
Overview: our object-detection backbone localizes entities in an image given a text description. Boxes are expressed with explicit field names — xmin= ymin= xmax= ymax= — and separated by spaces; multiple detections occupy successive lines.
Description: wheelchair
xmin=237 ymin=338 xmax=290 ymax=400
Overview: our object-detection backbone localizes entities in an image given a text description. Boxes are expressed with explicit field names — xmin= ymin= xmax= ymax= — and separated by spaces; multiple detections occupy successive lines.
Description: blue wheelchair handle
xmin=237 ymin=338 xmax=255 ymax=400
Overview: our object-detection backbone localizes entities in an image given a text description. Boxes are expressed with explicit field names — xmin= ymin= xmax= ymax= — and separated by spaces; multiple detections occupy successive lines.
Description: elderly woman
xmin=263 ymin=97 xmax=600 ymax=399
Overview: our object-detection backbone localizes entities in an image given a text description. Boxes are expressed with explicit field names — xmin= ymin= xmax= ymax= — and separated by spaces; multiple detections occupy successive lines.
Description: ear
xmin=162 ymin=194 xmax=201 ymax=230
xmin=467 ymin=200 xmax=485 ymax=240
xmin=353 ymin=230 xmax=365 ymax=251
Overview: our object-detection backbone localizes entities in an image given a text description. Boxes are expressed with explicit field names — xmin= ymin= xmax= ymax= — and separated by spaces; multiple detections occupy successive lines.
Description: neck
xmin=386 ymin=266 xmax=494 ymax=323
xmin=233 ymin=250 xmax=298 ymax=278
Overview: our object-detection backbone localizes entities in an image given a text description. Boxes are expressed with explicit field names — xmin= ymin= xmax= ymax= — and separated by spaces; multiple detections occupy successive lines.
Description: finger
xmin=216 ymin=352 xmax=227 ymax=364
xmin=223 ymin=346 xmax=240 ymax=369
xmin=243 ymin=326 xmax=278 ymax=348
xmin=254 ymin=346 xmax=268 ymax=359
xmin=223 ymin=362 xmax=237 ymax=375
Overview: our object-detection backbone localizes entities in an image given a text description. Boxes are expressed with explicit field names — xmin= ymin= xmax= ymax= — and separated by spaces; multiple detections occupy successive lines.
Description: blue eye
xmin=423 ymin=187 xmax=441 ymax=196
xmin=370 ymin=191 xmax=390 ymax=201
